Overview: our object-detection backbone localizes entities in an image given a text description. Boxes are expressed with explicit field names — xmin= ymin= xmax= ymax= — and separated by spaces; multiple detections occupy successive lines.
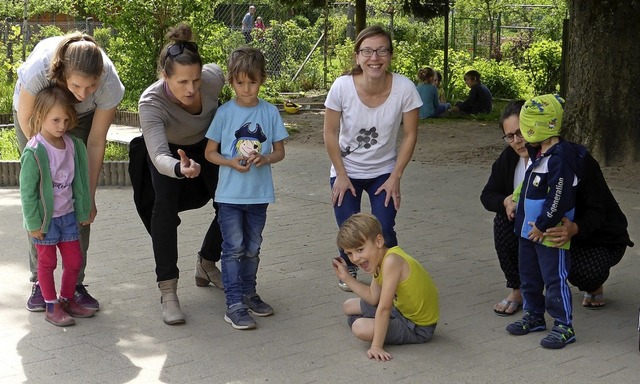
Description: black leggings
xmin=148 ymin=139 xmax=222 ymax=282
xmin=492 ymin=214 xmax=627 ymax=293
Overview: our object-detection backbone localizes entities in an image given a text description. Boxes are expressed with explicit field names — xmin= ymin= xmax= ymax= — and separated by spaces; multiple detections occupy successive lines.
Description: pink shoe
xmin=61 ymin=297 xmax=96 ymax=318
xmin=45 ymin=302 xmax=75 ymax=327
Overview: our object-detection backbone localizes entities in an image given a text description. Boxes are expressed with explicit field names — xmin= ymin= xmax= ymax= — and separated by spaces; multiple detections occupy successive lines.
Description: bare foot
xmin=582 ymin=286 xmax=605 ymax=308
xmin=494 ymin=289 xmax=522 ymax=315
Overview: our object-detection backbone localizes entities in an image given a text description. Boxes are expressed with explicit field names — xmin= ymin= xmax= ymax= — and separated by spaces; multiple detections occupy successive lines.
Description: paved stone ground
xmin=0 ymin=144 xmax=638 ymax=384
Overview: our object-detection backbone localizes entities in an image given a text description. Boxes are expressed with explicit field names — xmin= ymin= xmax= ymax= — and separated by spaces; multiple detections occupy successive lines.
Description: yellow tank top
xmin=374 ymin=246 xmax=439 ymax=326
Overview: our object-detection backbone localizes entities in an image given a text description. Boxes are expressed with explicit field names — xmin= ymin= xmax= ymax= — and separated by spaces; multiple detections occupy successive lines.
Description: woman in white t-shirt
xmin=323 ymin=26 xmax=422 ymax=291
xmin=13 ymin=31 xmax=125 ymax=312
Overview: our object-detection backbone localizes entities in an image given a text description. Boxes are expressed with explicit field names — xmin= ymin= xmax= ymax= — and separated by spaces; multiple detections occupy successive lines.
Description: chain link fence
xmin=1 ymin=2 xmax=398 ymax=87
xmin=451 ymin=16 xmax=493 ymax=60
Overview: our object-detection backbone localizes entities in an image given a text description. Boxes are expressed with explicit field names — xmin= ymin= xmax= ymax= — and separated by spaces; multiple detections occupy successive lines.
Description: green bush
xmin=0 ymin=72 xmax=14 ymax=115
xmin=103 ymin=141 xmax=129 ymax=161
xmin=523 ymin=39 xmax=562 ymax=95
xmin=0 ymin=128 xmax=19 ymax=160
xmin=435 ymin=54 xmax=531 ymax=102
xmin=0 ymin=129 xmax=129 ymax=161
xmin=471 ymin=59 xmax=531 ymax=99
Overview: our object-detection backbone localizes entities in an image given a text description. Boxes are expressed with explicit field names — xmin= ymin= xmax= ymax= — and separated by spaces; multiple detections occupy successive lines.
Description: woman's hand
xmin=504 ymin=195 xmax=516 ymax=221
xmin=375 ymin=175 xmax=402 ymax=210
xmin=331 ymin=174 xmax=356 ymax=207
xmin=544 ymin=217 xmax=579 ymax=248
xmin=177 ymin=149 xmax=201 ymax=178
xmin=88 ymin=200 xmax=97 ymax=224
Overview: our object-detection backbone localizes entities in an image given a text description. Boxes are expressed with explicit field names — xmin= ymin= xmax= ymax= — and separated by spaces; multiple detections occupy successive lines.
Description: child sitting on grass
xmin=332 ymin=212 xmax=439 ymax=361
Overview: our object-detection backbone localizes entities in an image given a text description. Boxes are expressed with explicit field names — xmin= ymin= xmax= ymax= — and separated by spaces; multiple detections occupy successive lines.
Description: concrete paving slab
xmin=0 ymin=144 xmax=638 ymax=384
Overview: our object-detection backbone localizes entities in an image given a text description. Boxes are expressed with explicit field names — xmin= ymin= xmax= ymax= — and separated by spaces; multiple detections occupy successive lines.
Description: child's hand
xmin=332 ymin=257 xmax=349 ymax=280
xmin=80 ymin=220 xmax=91 ymax=226
xmin=367 ymin=346 xmax=392 ymax=362
xmin=231 ymin=156 xmax=251 ymax=173
xmin=527 ymin=222 xmax=545 ymax=243
xmin=29 ymin=229 xmax=44 ymax=241
xmin=246 ymin=151 xmax=271 ymax=167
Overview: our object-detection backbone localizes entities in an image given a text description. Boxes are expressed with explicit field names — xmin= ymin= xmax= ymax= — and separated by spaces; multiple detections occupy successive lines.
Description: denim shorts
xmin=32 ymin=211 xmax=79 ymax=246
xmin=359 ymin=299 xmax=436 ymax=345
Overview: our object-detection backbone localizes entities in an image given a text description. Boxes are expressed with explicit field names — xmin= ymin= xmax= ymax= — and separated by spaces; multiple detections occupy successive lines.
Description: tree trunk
xmin=355 ymin=0 xmax=366 ymax=36
xmin=564 ymin=0 xmax=640 ymax=166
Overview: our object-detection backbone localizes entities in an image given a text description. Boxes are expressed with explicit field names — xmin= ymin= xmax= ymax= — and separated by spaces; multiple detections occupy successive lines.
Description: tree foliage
xmin=1 ymin=0 xmax=83 ymax=19
xmin=79 ymin=0 xmax=219 ymax=109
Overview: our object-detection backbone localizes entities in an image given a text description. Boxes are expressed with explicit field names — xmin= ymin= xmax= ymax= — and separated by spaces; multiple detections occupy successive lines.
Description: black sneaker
xmin=74 ymin=285 xmax=100 ymax=311
xmin=506 ymin=312 xmax=546 ymax=335
xmin=224 ymin=303 xmax=257 ymax=330
xmin=243 ymin=293 xmax=274 ymax=317
xmin=26 ymin=282 xmax=45 ymax=312
xmin=338 ymin=266 xmax=358 ymax=292
xmin=540 ymin=324 xmax=576 ymax=349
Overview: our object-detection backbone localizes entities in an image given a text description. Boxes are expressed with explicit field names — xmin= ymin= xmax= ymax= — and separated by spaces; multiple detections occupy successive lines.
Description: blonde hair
xmin=48 ymin=31 xmax=103 ymax=88
xmin=29 ymin=86 xmax=78 ymax=137
xmin=336 ymin=213 xmax=382 ymax=251
xmin=227 ymin=46 xmax=266 ymax=83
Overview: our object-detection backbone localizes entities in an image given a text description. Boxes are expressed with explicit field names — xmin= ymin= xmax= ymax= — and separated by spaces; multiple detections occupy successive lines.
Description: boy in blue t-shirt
xmin=205 ymin=47 xmax=288 ymax=330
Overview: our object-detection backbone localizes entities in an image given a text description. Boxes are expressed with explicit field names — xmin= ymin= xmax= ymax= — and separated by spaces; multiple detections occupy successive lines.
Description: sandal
xmin=582 ymin=292 xmax=606 ymax=309
xmin=494 ymin=299 xmax=522 ymax=316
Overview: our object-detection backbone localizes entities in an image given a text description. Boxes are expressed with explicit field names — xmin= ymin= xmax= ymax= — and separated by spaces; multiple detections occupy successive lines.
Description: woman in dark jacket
xmin=481 ymin=101 xmax=634 ymax=315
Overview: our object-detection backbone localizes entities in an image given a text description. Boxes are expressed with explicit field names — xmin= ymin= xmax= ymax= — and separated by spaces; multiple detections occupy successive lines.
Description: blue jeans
xmin=330 ymin=174 xmax=398 ymax=267
xmin=218 ymin=203 xmax=268 ymax=307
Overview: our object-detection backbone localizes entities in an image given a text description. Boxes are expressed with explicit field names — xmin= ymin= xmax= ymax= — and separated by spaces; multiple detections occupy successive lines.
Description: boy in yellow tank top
xmin=332 ymin=212 xmax=439 ymax=361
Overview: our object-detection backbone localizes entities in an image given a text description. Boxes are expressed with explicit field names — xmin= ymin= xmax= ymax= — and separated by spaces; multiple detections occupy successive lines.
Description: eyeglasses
xmin=502 ymin=130 xmax=523 ymax=143
xmin=165 ymin=42 xmax=199 ymax=60
xmin=357 ymin=48 xmax=392 ymax=57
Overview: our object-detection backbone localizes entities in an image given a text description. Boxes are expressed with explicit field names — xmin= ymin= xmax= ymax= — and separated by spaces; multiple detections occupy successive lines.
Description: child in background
xmin=332 ymin=213 xmax=439 ymax=361
xmin=434 ymin=70 xmax=447 ymax=104
xmin=254 ymin=16 xmax=265 ymax=31
xmin=19 ymin=86 xmax=96 ymax=327
xmin=507 ymin=94 xmax=584 ymax=349
xmin=205 ymin=47 xmax=288 ymax=330
xmin=453 ymin=70 xmax=493 ymax=114
xmin=416 ymin=67 xmax=450 ymax=119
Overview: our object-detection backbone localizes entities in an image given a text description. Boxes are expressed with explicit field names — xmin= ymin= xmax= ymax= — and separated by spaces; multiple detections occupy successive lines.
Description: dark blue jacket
xmin=514 ymin=139 xmax=586 ymax=249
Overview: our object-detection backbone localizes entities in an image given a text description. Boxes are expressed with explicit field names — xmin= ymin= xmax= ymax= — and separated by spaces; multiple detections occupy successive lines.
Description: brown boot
xmin=61 ymin=297 xmax=96 ymax=318
xmin=195 ymin=254 xmax=224 ymax=289
xmin=158 ymin=278 xmax=185 ymax=325
xmin=45 ymin=302 xmax=75 ymax=327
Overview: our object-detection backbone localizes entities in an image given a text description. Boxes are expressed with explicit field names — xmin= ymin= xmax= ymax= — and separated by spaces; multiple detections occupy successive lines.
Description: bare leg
xmin=351 ymin=318 xmax=375 ymax=341
xmin=343 ymin=298 xmax=362 ymax=315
